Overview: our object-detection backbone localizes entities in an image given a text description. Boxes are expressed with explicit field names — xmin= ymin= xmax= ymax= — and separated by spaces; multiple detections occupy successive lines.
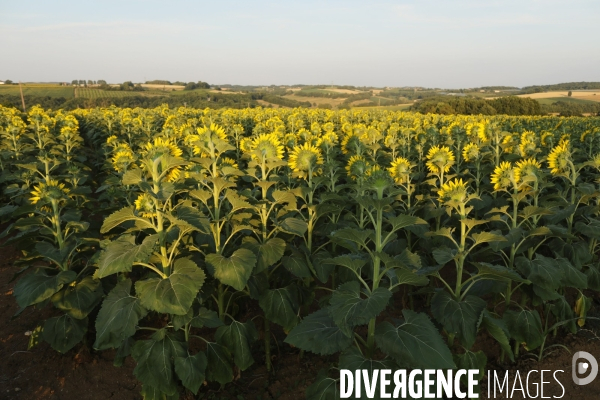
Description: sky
xmin=1 ymin=0 xmax=599 ymax=88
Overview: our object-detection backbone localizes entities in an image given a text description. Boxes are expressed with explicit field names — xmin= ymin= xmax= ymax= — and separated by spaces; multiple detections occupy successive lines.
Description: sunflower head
xmin=590 ymin=153 xmax=600 ymax=171
xmin=365 ymin=167 xmax=393 ymax=195
xmin=112 ymin=146 xmax=135 ymax=173
xmin=30 ymin=179 xmax=70 ymax=205
xmin=345 ymin=155 xmax=370 ymax=181
xmin=547 ymin=140 xmax=571 ymax=176
xmin=438 ymin=178 xmax=469 ymax=204
xmin=289 ymin=143 xmax=323 ymax=179
xmin=514 ymin=158 xmax=542 ymax=187
xmin=426 ymin=146 xmax=455 ymax=174
xmin=518 ymin=139 xmax=537 ymax=158
xmin=490 ymin=161 xmax=515 ymax=191
xmin=462 ymin=143 xmax=480 ymax=162
xmin=246 ymin=133 xmax=284 ymax=162
xmin=134 ymin=193 xmax=156 ymax=218
xmin=143 ymin=137 xmax=183 ymax=159
xmin=388 ymin=157 xmax=412 ymax=185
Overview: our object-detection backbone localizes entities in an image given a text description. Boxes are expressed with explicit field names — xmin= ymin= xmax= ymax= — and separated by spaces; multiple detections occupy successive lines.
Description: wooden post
xmin=19 ymin=81 xmax=26 ymax=112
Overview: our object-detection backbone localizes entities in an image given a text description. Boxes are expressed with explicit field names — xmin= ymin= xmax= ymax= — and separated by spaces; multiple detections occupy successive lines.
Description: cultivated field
xmin=0 ymin=84 xmax=74 ymax=98
xmin=1 ymin=105 xmax=599 ymax=399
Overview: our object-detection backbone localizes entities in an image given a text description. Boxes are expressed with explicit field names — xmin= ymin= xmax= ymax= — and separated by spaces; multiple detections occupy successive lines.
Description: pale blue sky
xmin=1 ymin=0 xmax=598 ymax=88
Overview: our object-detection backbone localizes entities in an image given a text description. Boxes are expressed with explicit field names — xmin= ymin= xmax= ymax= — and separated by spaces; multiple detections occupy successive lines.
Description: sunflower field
xmin=1 ymin=104 xmax=600 ymax=399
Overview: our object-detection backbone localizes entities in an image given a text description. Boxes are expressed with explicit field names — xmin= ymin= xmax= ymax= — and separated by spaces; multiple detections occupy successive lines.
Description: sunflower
xmin=547 ymin=140 xmax=571 ymax=175
xmin=462 ymin=143 xmax=480 ymax=162
xmin=590 ymin=154 xmax=600 ymax=171
xmin=30 ymin=179 xmax=70 ymax=204
xmin=540 ymin=131 xmax=554 ymax=147
xmin=365 ymin=167 xmax=393 ymax=193
xmin=288 ymin=143 xmax=323 ymax=179
xmin=134 ymin=193 xmax=156 ymax=218
xmin=340 ymin=132 xmax=362 ymax=155
xmin=426 ymin=146 xmax=455 ymax=174
xmin=490 ymin=162 xmax=515 ymax=191
xmin=246 ymin=133 xmax=284 ymax=161
xmin=219 ymin=157 xmax=239 ymax=169
xmin=143 ymin=137 xmax=183 ymax=159
xmin=518 ymin=139 xmax=537 ymax=158
xmin=437 ymin=178 xmax=469 ymax=204
xmin=514 ymin=158 xmax=541 ymax=185
xmin=388 ymin=157 xmax=412 ymax=185
xmin=111 ymin=146 xmax=135 ymax=173
xmin=345 ymin=155 xmax=370 ymax=181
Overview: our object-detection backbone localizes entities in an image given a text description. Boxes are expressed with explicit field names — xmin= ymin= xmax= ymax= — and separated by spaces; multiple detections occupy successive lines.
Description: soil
xmin=1 ymin=234 xmax=599 ymax=400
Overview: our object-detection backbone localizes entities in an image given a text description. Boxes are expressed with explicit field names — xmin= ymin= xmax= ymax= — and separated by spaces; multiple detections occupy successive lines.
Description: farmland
xmin=1 ymin=105 xmax=600 ymax=399
xmin=0 ymin=84 xmax=74 ymax=99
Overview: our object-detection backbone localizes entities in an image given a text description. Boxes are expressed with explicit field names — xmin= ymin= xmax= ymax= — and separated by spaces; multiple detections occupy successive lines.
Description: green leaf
xmin=431 ymin=292 xmax=486 ymax=348
xmin=51 ymin=276 xmax=103 ymax=319
xmin=122 ymin=168 xmax=143 ymax=185
xmin=175 ymin=206 xmax=210 ymax=233
xmin=555 ymin=257 xmax=588 ymax=289
xmin=174 ymin=352 xmax=207 ymax=395
xmin=14 ymin=269 xmax=77 ymax=308
xmin=584 ymin=265 xmax=600 ymax=291
xmin=216 ymin=320 xmax=258 ymax=371
xmin=259 ymin=285 xmax=299 ymax=331
xmin=280 ymin=217 xmax=308 ymax=236
xmin=94 ymin=279 xmax=148 ymax=350
xmin=312 ymin=250 xmax=337 ymax=283
xmin=243 ymin=237 xmax=286 ymax=273
xmin=205 ymin=342 xmax=233 ymax=384
xmin=206 ymin=248 xmax=256 ymax=291
xmin=432 ymin=246 xmax=456 ymax=265
xmin=470 ymin=232 xmax=507 ymax=247
xmin=550 ymin=296 xmax=577 ymax=334
xmin=472 ymin=262 xmax=530 ymax=283
xmin=136 ymin=258 xmax=206 ymax=315
xmin=172 ymin=307 xmax=193 ymax=331
xmin=331 ymin=228 xmax=373 ymax=248
xmin=481 ymin=311 xmax=514 ymax=362
xmin=95 ymin=234 xmax=157 ymax=279
xmin=43 ymin=314 xmax=87 ymax=353
xmin=282 ymin=249 xmax=312 ymax=278
xmin=328 ymin=281 xmax=391 ymax=337
xmin=375 ymin=310 xmax=455 ymax=369
xmin=504 ymin=309 xmax=544 ymax=351
xmin=388 ymin=214 xmax=427 ymax=232
xmin=305 ymin=369 xmax=340 ymax=400
xmin=285 ymin=309 xmax=353 ymax=355
xmin=132 ymin=333 xmax=186 ymax=396
xmin=454 ymin=350 xmax=487 ymax=389
xmin=515 ymin=255 xmax=563 ymax=300
xmin=394 ymin=268 xmax=429 ymax=287
xmin=190 ymin=307 xmax=224 ymax=328
xmin=101 ymin=206 xmax=154 ymax=233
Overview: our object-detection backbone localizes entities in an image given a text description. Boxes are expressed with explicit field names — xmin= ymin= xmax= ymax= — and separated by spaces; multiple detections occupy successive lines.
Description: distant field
xmin=282 ymin=94 xmax=345 ymax=107
xmin=353 ymin=104 xmax=412 ymax=111
xmin=535 ymin=97 xmax=600 ymax=106
xmin=0 ymin=84 xmax=74 ymax=99
xmin=140 ymin=84 xmax=185 ymax=91
xmin=518 ymin=90 xmax=600 ymax=102
xmin=76 ymin=88 xmax=168 ymax=98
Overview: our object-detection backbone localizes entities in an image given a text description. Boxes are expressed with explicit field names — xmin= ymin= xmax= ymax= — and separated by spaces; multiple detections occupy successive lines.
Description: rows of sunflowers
xmin=1 ymin=104 xmax=599 ymax=399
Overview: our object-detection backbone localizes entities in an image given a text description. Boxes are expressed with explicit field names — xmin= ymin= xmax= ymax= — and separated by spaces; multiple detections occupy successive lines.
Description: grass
xmin=0 ymin=84 xmax=74 ymax=99
xmin=75 ymin=88 xmax=167 ymax=98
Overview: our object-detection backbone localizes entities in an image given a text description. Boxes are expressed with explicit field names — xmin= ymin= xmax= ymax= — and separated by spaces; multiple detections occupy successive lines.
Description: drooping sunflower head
xmin=30 ymin=179 xmax=70 ymax=205
xmin=289 ymin=143 xmax=323 ymax=179
xmin=547 ymin=140 xmax=571 ymax=176
xmin=341 ymin=132 xmax=362 ymax=155
xmin=345 ymin=155 xmax=370 ymax=181
xmin=514 ymin=158 xmax=542 ymax=186
xmin=134 ymin=193 xmax=156 ymax=218
xmin=365 ymin=166 xmax=393 ymax=193
xmin=320 ymin=132 xmax=338 ymax=149
xmin=438 ymin=178 xmax=469 ymax=204
xmin=518 ymin=139 xmax=537 ymax=158
xmin=247 ymin=133 xmax=284 ymax=162
xmin=111 ymin=145 xmax=135 ymax=173
xmin=462 ymin=143 xmax=480 ymax=162
xmin=490 ymin=161 xmax=515 ymax=191
xmin=426 ymin=146 xmax=455 ymax=174
xmin=219 ymin=157 xmax=239 ymax=170
xmin=388 ymin=157 xmax=412 ymax=185
xmin=143 ymin=137 xmax=183 ymax=159
xmin=540 ymin=131 xmax=554 ymax=147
